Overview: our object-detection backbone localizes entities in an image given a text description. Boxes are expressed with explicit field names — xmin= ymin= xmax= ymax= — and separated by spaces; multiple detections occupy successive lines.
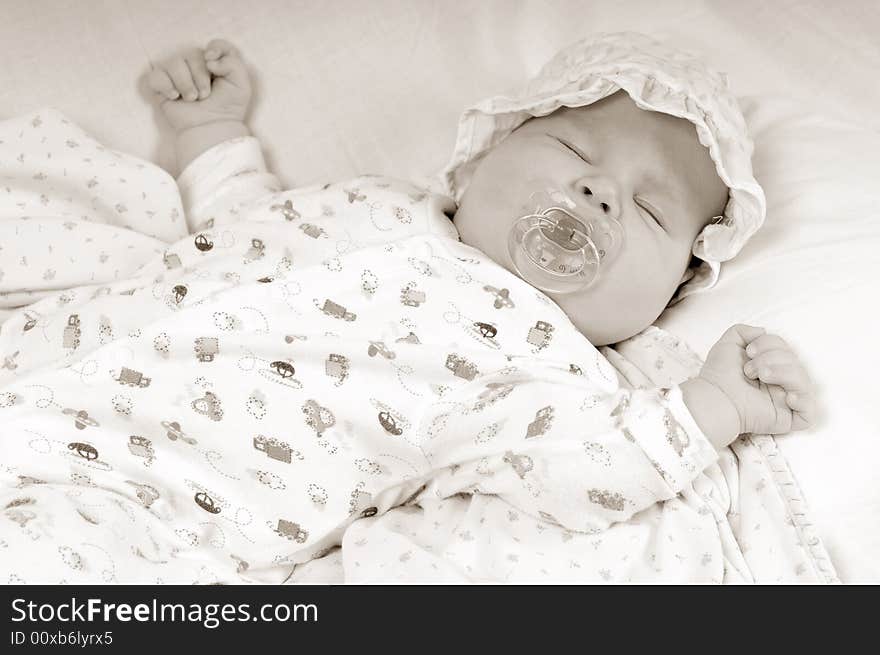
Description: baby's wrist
xmin=177 ymin=118 xmax=250 ymax=141
xmin=176 ymin=120 xmax=251 ymax=174
xmin=679 ymin=377 xmax=741 ymax=451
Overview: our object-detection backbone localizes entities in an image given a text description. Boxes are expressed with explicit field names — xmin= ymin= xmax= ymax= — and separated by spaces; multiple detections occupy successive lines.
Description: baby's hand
xmin=147 ymin=39 xmax=251 ymax=131
xmin=697 ymin=324 xmax=818 ymax=436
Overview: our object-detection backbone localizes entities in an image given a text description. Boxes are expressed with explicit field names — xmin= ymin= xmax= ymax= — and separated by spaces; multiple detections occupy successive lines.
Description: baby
xmin=0 ymin=34 xmax=820 ymax=585
xmin=148 ymin=38 xmax=815 ymax=451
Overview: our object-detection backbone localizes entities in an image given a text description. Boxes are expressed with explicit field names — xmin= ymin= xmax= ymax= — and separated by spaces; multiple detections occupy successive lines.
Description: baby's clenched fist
xmin=146 ymin=39 xmax=252 ymax=131
xmin=698 ymin=324 xmax=818 ymax=438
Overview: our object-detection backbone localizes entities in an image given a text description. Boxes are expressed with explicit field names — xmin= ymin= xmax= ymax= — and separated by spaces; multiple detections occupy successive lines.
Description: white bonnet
xmin=438 ymin=31 xmax=766 ymax=305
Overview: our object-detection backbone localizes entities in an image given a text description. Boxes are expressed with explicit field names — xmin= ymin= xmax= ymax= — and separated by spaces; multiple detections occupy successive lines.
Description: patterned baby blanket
xmin=0 ymin=109 xmax=837 ymax=584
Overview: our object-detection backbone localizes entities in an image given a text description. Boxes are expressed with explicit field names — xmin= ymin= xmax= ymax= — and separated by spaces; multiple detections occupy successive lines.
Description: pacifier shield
xmin=508 ymin=185 xmax=624 ymax=294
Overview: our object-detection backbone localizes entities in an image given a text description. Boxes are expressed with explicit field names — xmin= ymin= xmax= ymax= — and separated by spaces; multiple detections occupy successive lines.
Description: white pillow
xmin=655 ymin=95 xmax=880 ymax=582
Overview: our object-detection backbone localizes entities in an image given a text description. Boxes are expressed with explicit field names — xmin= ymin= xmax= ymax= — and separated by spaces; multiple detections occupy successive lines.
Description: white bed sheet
xmin=656 ymin=95 xmax=880 ymax=582
xmin=2 ymin=0 xmax=878 ymax=184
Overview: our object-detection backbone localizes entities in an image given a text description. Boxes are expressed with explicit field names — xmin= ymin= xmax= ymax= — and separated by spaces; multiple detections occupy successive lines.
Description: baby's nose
xmin=576 ymin=176 xmax=620 ymax=219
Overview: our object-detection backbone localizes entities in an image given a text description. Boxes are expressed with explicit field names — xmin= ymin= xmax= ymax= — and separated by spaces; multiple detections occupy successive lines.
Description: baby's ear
xmin=668 ymin=251 xmax=708 ymax=306
xmin=668 ymin=259 xmax=699 ymax=306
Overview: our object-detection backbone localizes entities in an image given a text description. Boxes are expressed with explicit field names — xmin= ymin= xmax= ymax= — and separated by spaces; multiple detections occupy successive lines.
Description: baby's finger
xmin=748 ymin=361 xmax=813 ymax=396
xmin=185 ymin=51 xmax=212 ymax=100
xmin=745 ymin=333 xmax=789 ymax=358
xmin=721 ymin=324 xmax=765 ymax=348
xmin=786 ymin=390 xmax=813 ymax=411
xmin=786 ymin=391 xmax=817 ymax=431
xmin=166 ymin=58 xmax=198 ymax=102
xmin=204 ymin=38 xmax=239 ymax=60
xmin=205 ymin=53 xmax=248 ymax=88
xmin=147 ymin=68 xmax=179 ymax=100
xmin=742 ymin=349 xmax=795 ymax=378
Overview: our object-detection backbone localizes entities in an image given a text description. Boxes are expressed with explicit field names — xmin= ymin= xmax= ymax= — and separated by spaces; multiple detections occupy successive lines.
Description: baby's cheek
xmin=564 ymin=270 xmax=670 ymax=345
xmin=458 ymin=216 xmax=516 ymax=272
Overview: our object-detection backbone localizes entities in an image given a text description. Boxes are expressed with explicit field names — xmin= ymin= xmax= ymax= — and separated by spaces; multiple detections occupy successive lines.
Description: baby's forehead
xmin=551 ymin=99 xmax=713 ymax=169
xmin=549 ymin=95 xmax=695 ymax=143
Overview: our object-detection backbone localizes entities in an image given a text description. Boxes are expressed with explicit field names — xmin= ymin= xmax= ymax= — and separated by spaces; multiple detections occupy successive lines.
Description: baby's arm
xmin=176 ymin=120 xmax=251 ymax=177
xmin=409 ymin=325 xmax=815 ymax=534
xmin=147 ymin=40 xmax=281 ymax=232
xmin=414 ymin=365 xmax=721 ymax=534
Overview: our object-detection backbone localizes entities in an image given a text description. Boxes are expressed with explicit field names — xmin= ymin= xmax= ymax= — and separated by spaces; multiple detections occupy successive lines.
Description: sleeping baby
xmin=0 ymin=33 xmax=820 ymax=583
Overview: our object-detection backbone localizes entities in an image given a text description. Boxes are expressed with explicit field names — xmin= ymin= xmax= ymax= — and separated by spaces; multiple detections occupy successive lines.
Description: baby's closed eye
xmin=634 ymin=197 xmax=665 ymax=228
xmin=552 ymin=135 xmax=592 ymax=165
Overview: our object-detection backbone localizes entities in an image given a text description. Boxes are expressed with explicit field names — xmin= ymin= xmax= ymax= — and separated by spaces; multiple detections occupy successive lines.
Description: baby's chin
xmin=551 ymin=291 xmax=651 ymax=347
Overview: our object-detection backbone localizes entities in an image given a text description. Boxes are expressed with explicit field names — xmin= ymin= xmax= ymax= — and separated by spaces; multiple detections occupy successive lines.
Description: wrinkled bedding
xmin=0 ymin=109 xmax=838 ymax=583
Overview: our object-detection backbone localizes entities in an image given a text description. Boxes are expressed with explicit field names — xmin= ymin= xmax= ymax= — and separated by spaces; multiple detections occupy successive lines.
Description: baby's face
xmin=454 ymin=90 xmax=729 ymax=346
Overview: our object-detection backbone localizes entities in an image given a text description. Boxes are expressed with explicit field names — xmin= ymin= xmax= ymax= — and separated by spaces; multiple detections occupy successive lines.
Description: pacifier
xmin=508 ymin=182 xmax=624 ymax=294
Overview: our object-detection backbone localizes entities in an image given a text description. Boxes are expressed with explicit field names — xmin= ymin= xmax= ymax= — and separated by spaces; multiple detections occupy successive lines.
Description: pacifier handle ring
xmin=542 ymin=205 xmax=619 ymax=258
xmin=519 ymin=213 xmax=600 ymax=279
